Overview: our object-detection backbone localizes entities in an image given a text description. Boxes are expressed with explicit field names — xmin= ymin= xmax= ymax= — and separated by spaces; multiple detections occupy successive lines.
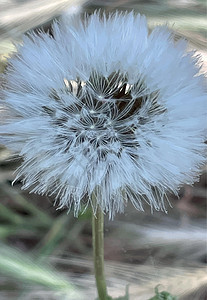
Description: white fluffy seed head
xmin=0 ymin=11 xmax=206 ymax=218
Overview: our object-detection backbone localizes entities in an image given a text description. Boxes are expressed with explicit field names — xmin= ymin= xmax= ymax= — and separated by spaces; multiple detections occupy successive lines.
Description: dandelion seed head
xmin=0 ymin=12 xmax=206 ymax=218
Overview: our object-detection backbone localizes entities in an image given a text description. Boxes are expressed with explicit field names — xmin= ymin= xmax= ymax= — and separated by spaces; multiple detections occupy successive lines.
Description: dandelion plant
xmin=0 ymin=11 xmax=206 ymax=300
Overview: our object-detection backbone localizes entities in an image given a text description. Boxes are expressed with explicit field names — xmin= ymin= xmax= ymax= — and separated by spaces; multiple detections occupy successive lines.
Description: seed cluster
xmin=1 ymin=12 xmax=206 ymax=217
xmin=42 ymin=71 xmax=165 ymax=161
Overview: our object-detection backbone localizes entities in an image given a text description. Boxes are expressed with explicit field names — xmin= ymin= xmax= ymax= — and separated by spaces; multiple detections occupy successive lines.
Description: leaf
xmin=0 ymin=244 xmax=82 ymax=299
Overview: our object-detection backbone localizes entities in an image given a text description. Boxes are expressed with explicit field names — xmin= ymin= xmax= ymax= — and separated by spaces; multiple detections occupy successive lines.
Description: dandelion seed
xmin=0 ymin=12 xmax=206 ymax=218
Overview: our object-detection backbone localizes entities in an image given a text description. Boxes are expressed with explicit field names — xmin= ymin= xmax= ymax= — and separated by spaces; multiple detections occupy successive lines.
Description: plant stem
xmin=92 ymin=204 xmax=108 ymax=300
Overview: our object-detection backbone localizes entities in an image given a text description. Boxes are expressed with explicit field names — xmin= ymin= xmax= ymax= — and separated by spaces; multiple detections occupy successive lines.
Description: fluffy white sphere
xmin=0 ymin=12 xmax=206 ymax=218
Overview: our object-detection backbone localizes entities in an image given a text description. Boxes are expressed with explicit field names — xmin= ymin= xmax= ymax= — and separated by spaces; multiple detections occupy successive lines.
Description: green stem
xmin=92 ymin=204 xmax=108 ymax=300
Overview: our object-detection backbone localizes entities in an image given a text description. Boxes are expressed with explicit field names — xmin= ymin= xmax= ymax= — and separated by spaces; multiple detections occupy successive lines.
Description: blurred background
xmin=0 ymin=0 xmax=206 ymax=299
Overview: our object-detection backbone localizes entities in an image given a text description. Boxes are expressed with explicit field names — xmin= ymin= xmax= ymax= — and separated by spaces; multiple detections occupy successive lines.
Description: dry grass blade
xmin=0 ymin=0 xmax=87 ymax=39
